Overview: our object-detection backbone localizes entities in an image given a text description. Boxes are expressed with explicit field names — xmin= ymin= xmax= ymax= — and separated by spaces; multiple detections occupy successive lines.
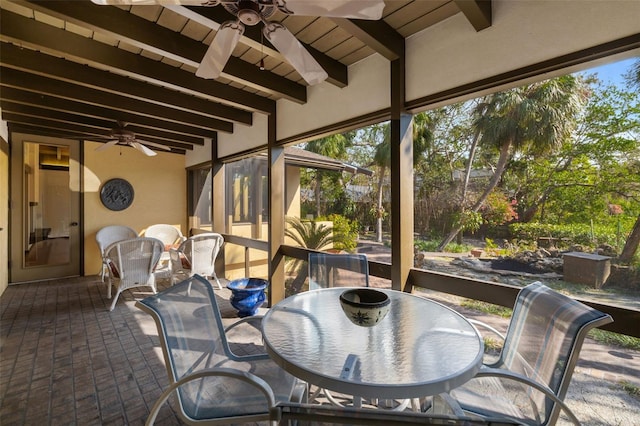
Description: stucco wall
xmin=84 ymin=140 xmax=186 ymax=276
xmin=209 ymin=0 xmax=640 ymax=152
xmin=405 ymin=0 xmax=640 ymax=105
xmin=218 ymin=112 xmax=269 ymax=159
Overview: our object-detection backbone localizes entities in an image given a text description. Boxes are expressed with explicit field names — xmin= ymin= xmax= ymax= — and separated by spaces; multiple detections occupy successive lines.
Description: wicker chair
xmin=444 ymin=281 xmax=613 ymax=425
xmin=104 ymin=237 xmax=164 ymax=311
xmin=169 ymin=232 xmax=224 ymax=289
xmin=143 ymin=224 xmax=186 ymax=248
xmin=136 ymin=275 xmax=306 ymax=425
xmin=95 ymin=225 xmax=138 ymax=282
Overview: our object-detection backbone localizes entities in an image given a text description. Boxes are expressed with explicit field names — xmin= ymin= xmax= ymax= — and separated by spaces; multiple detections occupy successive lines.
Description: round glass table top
xmin=262 ymin=288 xmax=484 ymax=399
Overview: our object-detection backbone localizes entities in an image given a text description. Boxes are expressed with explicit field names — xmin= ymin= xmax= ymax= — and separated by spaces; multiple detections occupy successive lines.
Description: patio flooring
xmin=1 ymin=275 xmax=639 ymax=425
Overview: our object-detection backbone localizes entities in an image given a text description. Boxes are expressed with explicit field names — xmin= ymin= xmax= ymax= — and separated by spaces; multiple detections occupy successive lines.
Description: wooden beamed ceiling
xmin=0 ymin=0 xmax=490 ymax=155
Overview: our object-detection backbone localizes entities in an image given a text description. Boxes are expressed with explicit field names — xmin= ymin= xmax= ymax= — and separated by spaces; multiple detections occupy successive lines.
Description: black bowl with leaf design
xmin=339 ymin=288 xmax=391 ymax=327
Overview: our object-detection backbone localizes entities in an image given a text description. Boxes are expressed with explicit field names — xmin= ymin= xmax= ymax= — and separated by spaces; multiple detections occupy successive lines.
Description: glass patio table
xmin=262 ymin=287 xmax=484 ymax=402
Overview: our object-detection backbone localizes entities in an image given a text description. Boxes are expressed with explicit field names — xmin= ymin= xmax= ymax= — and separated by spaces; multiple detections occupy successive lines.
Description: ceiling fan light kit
xmin=92 ymin=0 xmax=385 ymax=86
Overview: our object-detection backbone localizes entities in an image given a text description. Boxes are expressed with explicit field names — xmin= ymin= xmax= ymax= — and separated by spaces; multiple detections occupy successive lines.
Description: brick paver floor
xmin=1 ymin=274 xmax=639 ymax=425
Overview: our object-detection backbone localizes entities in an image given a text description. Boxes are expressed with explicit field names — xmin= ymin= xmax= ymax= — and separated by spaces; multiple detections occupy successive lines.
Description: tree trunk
xmin=289 ymin=266 xmax=309 ymax=293
xmin=461 ymin=129 xmax=481 ymax=206
xmin=376 ymin=167 xmax=386 ymax=243
xmin=437 ymin=141 xmax=512 ymax=251
xmin=315 ymin=171 xmax=322 ymax=217
xmin=619 ymin=214 xmax=640 ymax=263
xmin=520 ymin=187 xmax=554 ymax=223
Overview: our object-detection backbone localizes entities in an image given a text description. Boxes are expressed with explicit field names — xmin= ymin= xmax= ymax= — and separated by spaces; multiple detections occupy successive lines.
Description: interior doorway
xmin=9 ymin=134 xmax=81 ymax=283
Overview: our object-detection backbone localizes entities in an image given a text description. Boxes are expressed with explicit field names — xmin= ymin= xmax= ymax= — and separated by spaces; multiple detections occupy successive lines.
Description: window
xmin=226 ymin=156 xmax=268 ymax=224
xmin=187 ymin=166 xmax=212 ymax=231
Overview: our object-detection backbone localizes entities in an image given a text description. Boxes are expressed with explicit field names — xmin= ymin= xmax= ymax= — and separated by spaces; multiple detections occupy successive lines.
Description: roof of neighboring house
xmin=284 ymin=147 xmax=373 ymax=176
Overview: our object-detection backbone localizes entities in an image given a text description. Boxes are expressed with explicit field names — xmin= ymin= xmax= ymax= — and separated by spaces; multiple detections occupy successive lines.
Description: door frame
xmin=9 ymin=132 xmax=83 ymax=283
xmin=1 ymin=139 xmax=8 ymax=293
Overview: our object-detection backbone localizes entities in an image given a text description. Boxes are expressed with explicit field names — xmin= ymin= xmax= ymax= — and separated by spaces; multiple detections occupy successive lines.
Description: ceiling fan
xmin=91 ymin=0 xmax=386 ymax=85
xmin=94 ymin=121 xmax=171 ymax=156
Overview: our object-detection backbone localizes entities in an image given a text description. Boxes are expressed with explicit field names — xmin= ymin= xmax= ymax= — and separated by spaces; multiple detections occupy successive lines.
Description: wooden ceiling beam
xmin=0 ymin=9 xmax=275 ymax=113
xmin=7 ymin=123 xmax=187 ymax=155
xmin=454 ymin=0 xmax=492 ymax=32
xmin=0 ymin=67 xmax=230 ymax=133
xmin=0 ymin=42 xmax=249 ymax=126
xmin=0 ymin=101 xmax=204 ymax=146
xmin=21 ymin=0 xmax=307 ymax=103
xmin=331 ymin=18 xmax=404 ymax=61
xmin=1 ymin=113 xmax=194 ymax=151
xmin=0 ymin=86 xmax=217 ymax=139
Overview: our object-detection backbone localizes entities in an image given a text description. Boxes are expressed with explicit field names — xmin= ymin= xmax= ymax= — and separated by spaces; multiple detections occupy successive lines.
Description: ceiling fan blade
xmin=196 ymin=21 xmax=244 ymax=79
xmin=95 ymin=140 xmax=120 ymax=152
xmin=91 ymin=0 xmax=207 ymax=5
xmin=263 ymin=23 xmax=328 ymax=86
xmin=130 ymin=142 xmax=158 ymax=156
xmin=134 ymin=139 xmax=171 ymax=151
xmin=277 ymin=0 xmax=385 ymax=20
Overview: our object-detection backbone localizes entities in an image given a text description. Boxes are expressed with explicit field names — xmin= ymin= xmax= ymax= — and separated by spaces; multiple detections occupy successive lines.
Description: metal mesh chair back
xmin=308 ymin=253 xmax=369 ymax=290
xmin=136 ymin=275 xmax=300 ymax=423
xmin=498 ymin=282 xmax=612 ymax=423
xmin=454 ymin=281 xmax=613 ymax=425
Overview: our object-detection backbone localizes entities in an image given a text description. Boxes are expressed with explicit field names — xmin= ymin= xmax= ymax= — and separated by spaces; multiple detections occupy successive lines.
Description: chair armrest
xmin=225 ymin=315 xmax=268 ymax=357
xmin=473 ymin=367 xmax=581 ymax=425
xmin=431 ymin=392 xmax=466 ymax=417
xmin=224 ymin=314 xmax=264 ymax=333
xmin=468 ymin=318 xmax=506 ymax=341
xmin=168 ymin=248 xmax=180 ymax=262
xmin=145 ymin=367 xmax=276 ymax=426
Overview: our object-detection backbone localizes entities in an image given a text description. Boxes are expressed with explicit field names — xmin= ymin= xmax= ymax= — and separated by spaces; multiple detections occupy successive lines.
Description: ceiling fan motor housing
xmin=113 ymin=128 xmax=136 ymax=141
xmin=226 ymin=0 xmax=276 ymax=26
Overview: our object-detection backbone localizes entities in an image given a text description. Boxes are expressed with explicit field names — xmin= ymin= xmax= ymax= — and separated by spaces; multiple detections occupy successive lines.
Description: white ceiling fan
xmin=94 ymin=121 xmax=171 ymax=156
xmin=90 ymin=0 xmax=386 ymax=85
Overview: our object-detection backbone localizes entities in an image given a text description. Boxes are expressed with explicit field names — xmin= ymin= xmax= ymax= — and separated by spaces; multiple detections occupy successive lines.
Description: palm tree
xmin=305 ymin=133 xmax=352 ymax=217
xmin=370 ymin=124 xmax=391 ymax=242
xmin=284 ymin=216 xmax=334 ymax=293
xmin=284 ymin=216 xmax=334 ymax=250
xmin=437 ymin=75 xmax=589 ymax=250
xmin=366 ymin=115 xmax=436 ymax=242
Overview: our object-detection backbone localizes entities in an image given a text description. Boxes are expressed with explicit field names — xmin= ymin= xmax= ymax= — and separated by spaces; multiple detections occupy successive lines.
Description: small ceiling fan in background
xmin=91 ymin=0 xmax=386 ymax=85
xmin=94 ymin=121 xmax=171 ymax=156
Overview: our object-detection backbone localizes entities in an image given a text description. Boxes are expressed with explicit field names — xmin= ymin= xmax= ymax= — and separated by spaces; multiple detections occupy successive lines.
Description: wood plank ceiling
xmin=0 ymin=0 xmax=491 ymax=155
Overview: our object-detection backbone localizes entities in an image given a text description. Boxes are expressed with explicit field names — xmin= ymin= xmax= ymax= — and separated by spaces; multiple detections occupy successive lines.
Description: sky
xmin=580 ymin=57 xmax=637 ymax=87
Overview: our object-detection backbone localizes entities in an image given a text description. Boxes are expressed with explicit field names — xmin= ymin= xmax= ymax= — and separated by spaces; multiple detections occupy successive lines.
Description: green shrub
xmin=414 ymin=239 xmax=473 ymax=253
xmin=509 ymin=222 xmax=631 ymax=249
xmin=318 ymin=214 xmax=359 ymax=252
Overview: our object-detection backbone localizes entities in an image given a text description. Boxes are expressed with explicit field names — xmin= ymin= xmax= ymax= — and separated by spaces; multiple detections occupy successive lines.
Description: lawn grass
xmin=460 ymin=299 xmax=512 ymax=318
xmin=619 ymin=381 xmax=640 ymax=399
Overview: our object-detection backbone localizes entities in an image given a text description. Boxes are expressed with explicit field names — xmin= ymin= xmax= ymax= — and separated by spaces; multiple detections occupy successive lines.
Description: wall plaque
xmin=100 ymin=178 xmax=134 ymax=211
